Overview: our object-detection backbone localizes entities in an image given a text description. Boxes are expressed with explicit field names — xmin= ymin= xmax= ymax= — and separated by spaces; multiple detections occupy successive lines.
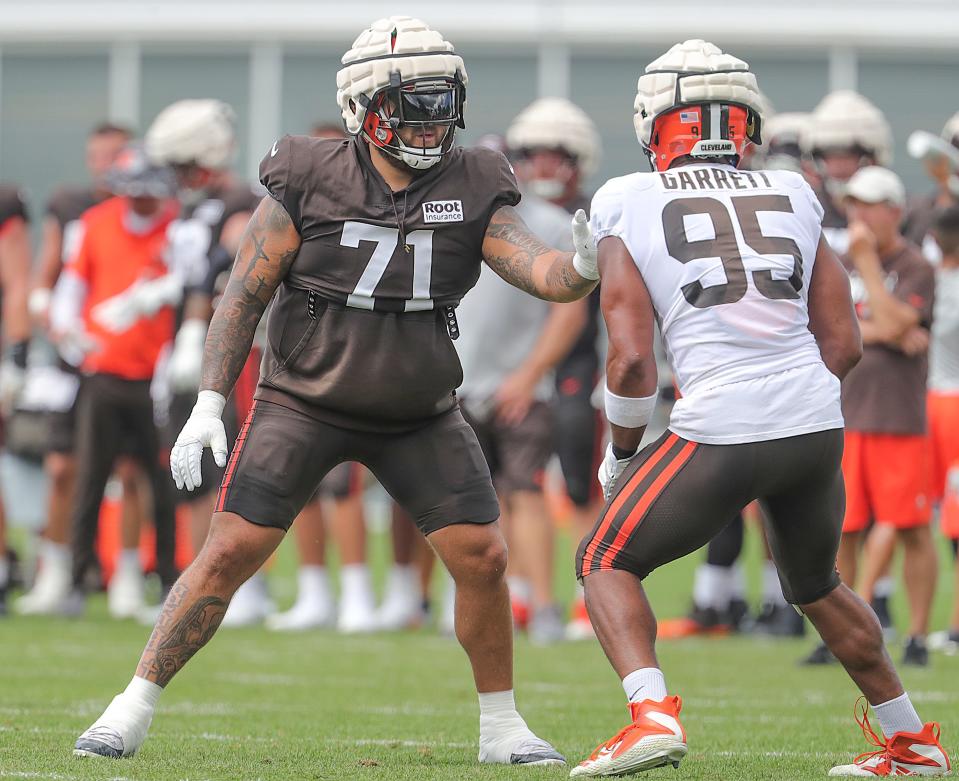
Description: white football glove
xmin=571 ymin=209 xmax=598 ymax=281
xmin=28 ymin=287 xmax=52 ymax=320
xmin=92 ymin=274 xmax=184 ymax=333
xmin=598 ymin=443 xmax=638 ymax=501
xmin=170 ymin=390 xmax=229 ymax=492
xmin=168 ymin=319 xmax=207 ymax=392
xmin=56 ymin=329 xmax=101 ymax=368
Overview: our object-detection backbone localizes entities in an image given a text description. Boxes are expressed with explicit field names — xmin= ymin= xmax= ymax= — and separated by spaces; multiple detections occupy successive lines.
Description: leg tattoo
xmin=136 ymin=583 xmax=227 ymax=687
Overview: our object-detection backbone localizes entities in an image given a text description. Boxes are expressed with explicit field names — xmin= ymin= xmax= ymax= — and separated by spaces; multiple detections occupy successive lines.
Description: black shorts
xmin=462 ymin=401 xmax=553 ymax=495
xmin=553 ymin=353 xmax=604 ymax=507
xmin=576 ymin=428 xmax=846 ymax=605
xmin=215 ymin=399 xmax=500 ymax=535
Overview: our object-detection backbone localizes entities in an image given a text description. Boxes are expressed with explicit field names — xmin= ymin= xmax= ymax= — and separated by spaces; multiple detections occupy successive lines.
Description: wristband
xmin=604 ymin=385 xmax=657 ymax=429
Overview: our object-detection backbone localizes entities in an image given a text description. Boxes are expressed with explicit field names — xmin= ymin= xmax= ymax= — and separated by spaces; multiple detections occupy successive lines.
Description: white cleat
xmin=221 ymin=576 xmax=274 ymax=628
xmin=108 ymin=567 xmax=146 ymax=620
xmin=337 ymin=602 xmax=379 ymax=634
xmin=16 ymin=560 xmax=72 ymax=616
xmin=337 ymin=567 xmax=378 ymax=634
xmin=266 ymin=598 xmax=335 ymax=632
xmin=73 ymin=693 xmax=153 ymax=759
xmin=375 ymin=567 xmax=423 ymax=631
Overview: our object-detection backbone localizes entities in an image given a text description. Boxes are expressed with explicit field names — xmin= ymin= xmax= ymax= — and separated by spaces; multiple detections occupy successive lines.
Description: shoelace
xmin=851 ymin=697 xmax=892 ymax=773
xmin=587 ymin=721 xmax=642 ymax=761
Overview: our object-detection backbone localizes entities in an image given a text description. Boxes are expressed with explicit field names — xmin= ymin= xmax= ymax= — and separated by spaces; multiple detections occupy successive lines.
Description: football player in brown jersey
xmin=17 ymin=123 xmax=148 ymax=618
xmin=75 ymin=16 xmax=597 ymax=766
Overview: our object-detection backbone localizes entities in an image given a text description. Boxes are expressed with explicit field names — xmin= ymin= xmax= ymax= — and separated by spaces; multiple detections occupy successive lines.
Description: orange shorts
xmin=927 ymin=391 xmax=959 ymax=539
xmin=842 ymin=431 xmax=931 ymax=533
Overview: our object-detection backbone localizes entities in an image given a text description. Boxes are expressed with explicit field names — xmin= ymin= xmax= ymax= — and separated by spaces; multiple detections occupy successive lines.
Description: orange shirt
xmin=65 ymin=196 xmax=178 ymax=380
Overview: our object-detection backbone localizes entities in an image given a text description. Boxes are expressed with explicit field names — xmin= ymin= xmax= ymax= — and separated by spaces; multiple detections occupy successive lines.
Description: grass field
xmin=1 ymin=527 xmax=957 ymax=780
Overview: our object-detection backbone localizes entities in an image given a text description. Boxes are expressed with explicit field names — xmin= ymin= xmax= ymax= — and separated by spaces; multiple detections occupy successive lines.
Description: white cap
xmin=845 ymin=166 xmax=905 ymax=207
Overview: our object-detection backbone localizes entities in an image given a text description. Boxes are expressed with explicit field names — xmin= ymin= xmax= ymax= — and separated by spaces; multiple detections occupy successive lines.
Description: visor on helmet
xmin=397 ymin=85 xmax=458 ymax=124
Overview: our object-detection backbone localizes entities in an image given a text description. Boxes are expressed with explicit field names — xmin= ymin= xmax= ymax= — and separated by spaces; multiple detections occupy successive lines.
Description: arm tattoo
xmin=483 ymin=206 xmax=597 ymax=302
xmin=136 ymin=583 xmax=227 ymax=687
xmin=200 ymin=197 xmax=300 ymax=396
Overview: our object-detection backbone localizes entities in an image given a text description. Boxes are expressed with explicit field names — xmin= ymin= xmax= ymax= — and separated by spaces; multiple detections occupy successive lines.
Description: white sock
xmin=41 ymin=540 xmax=71 ymax=567
xmin=692 ymin=564 xmax=730 ymax=610
xmin=873 ymin=692 xmax=923 ymax=737
xmin=124 ymin=676 xmax=163 ymax=708
xmin=0 ymin=556 xmax=8 ymax=588
xmin=117 ymin=549 xmax=142 ymax=574
xmin=507 ymin=577 xmax=531 ymax=605
xmin=478 ymin=690 xmax=529 ymax=734
xmin=874 ymin=577 xmax=895 ymax=599
xmin=297 ymin=565 xmax=330 ymax=605
xmin=762 ymin=561 xmax=787 ymax=607
xmin=622 ymin=668 xmax=668 ymax=704
xmin=386 ymin=564 xmax=419 ymax=597
xmin=340 ymin=564 xmax=373 ymax=606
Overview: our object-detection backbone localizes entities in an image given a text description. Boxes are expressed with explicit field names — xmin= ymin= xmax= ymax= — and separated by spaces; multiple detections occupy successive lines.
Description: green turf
xmin=1 ymin=529 xmax=957 ymax=780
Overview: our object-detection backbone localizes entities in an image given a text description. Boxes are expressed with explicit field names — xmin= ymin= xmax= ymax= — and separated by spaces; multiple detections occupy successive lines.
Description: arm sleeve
xmin=259 ymin=135 xmax=304 ymax=233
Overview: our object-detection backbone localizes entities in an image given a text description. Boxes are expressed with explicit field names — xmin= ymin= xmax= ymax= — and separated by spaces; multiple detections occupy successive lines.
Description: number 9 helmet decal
xmin=336 ymin=16 xmax=468 ymax=171
xmin=634 ymin=39 xmax=765 ymax=172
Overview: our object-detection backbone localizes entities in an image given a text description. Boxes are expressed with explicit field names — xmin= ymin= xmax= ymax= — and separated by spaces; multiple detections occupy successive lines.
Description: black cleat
xmin=902 ymin=636 xmax=929 ymax=667
xmin=800 ymin=642 xmax=837 ymax=665
xmin=754 ymin=602 xmax=806 ymax=637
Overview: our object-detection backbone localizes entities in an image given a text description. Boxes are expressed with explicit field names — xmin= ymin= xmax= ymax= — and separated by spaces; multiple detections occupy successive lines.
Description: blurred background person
xmin=904 ymin=113 xmax=959 ymax=263
xmin=925 ymin=204 xmax=959 ymax=654
xmin=452 ymin=133 xmax=586 ymax=644
xmin=0 ymin=185 xmax=32 ymax=614
xmin=144 ymin=99 xmax=267 ymax=625
xmin=804 ymin=166 xmax=937 ymax=667
xmin=48 ymin=145 xmax=179 ymax=616
xmin=800 ymin=90 xmax=894 ymax=255
xmin=17 ymin=123 xmax=146 ymax=616
xmin=506 ymin=98 xmax=602 ymax=639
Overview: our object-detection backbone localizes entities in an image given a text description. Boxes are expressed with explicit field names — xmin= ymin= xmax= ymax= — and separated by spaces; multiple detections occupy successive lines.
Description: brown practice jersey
xmin=257 ymin=135 xmax=520 ymax=432
xmin=841 ymin=242 xmax=936 ymax=435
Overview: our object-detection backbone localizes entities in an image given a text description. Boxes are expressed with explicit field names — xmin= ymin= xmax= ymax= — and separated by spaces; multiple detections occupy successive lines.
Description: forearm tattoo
xmin=484 ymin=206 xmax=596 ymax=302
xmin=200 ymin=197 xmax=300 ymax=397
xmin=136 ymin=583 xmax=227 ymax=687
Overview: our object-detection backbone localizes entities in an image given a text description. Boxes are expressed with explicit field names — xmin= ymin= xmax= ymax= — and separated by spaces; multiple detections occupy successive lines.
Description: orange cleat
xmin=658 ymin=606 xmax=730 ymax=639
xmin=829 ymin=698 xmax=951 ymax=776
xmin=566 ymin=597 xmax=595 ymax=641
xmin=571 ymin=696 xmax=687 ymax=777
xmin=511 ymin=595 xmax=530 ymax=632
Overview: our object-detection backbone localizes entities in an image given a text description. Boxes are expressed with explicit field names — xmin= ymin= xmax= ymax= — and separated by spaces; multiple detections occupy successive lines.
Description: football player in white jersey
xmin=570 ymin=40 xmax=951 ymax=779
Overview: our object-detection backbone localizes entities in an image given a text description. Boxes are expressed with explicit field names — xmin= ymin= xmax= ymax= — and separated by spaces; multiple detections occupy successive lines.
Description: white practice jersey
xmin=591 ymin=163 xmax=843 ymax=445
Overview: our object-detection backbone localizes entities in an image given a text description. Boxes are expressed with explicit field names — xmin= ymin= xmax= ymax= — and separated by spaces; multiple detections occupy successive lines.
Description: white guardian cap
xmin=506 ymin=98 xmax=602 ymax=179
xmin=634 ymin=39 xmax=764 ymax=170
xmin=336 ymin=16 xmax=467 ymax=170
xmin=145 ymin=99 xmax=236 ymax=170
xmin=801 ymin=90 xmax=893 ymax=166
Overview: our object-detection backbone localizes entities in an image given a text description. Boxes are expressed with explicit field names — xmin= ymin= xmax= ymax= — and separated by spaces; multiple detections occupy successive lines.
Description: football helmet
xmin=763 ymin=112 xmax=812 ymax=172
xmin=800 ymin=90 xmax=893 ymax=166
xmin=506 ymin=97 xmax=602 ymax=178
xmin=336 ymin=16 xmax=467 ymax=171
xmin=105 ymin=144 xmax=176 ymax=199
xmin=634 ymin=39 xmax=764 ymax=171
xmin=145 ymin=99 xmax=236 ymax=171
